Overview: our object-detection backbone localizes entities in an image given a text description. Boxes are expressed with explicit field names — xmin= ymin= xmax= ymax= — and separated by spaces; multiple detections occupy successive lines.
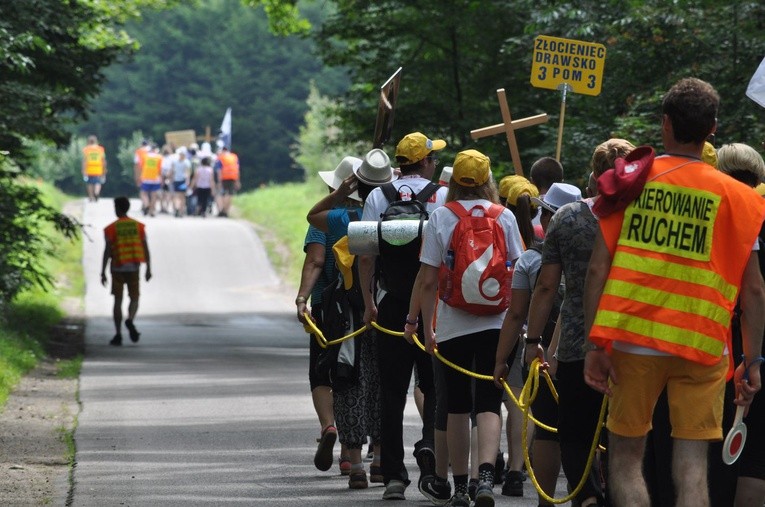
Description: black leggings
xmin=437 ymin=329 xmax=502 ymax=416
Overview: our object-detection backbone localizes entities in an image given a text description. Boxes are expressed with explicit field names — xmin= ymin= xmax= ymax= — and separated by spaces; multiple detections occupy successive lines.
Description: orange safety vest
xmin=104 ymin=217 xmax=146 ymax=267
xmin=141 ymin=153 xmax=163 ymax=182
xmin=591 ymin=156 xmax=765 ymax=365
xmin=83 ymin=145 xmax=105 ymax=176
xmin=219 ymin=152 xmax=240 ymax=180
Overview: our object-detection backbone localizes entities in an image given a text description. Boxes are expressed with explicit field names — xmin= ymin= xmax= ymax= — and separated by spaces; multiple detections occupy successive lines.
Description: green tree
xmin=79 ymin=0 xmax=347 ymax=190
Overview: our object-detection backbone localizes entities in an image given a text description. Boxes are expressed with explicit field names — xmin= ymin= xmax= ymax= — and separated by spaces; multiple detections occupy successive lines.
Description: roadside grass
xmin=234 ymin=180 xmax=324 ymax=288
xmin=0 ymin=179 xmax=83 ymax=409
xmin=56 ymin=356 xmax=83 ymax=379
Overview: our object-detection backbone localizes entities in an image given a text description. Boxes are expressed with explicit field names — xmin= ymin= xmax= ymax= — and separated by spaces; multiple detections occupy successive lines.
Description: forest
xmin=1 ymin=0 xmax=764 ymax=307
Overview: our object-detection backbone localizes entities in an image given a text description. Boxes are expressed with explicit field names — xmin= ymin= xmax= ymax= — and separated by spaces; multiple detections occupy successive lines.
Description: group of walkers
xmin=82 ymin=136 xmax=242 ymax=218
xmin=295 ymin=77 xmax=765 ymax=507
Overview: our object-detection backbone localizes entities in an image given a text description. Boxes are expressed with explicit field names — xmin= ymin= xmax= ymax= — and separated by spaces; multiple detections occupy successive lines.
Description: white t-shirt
xmin=420 ymin=199 xmax=525 ymax=342
xmin=360 ymin=175 xmax=447 ymax=222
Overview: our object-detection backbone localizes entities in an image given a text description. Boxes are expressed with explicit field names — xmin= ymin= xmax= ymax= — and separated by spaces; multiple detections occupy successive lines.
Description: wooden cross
xmin=196 ymin=125 xmax=214 ymax=143
xmin=470 ymin=88 xmax=548 ymax=177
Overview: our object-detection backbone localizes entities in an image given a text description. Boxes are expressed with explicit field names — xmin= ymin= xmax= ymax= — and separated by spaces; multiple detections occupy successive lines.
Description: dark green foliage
xmin=316 ymin=0 xmax=765 ymax=183
xmin=80 ymin=0 xmax=348 ymax=191
xmin=0 ymin=155 xmax=79 ymax=312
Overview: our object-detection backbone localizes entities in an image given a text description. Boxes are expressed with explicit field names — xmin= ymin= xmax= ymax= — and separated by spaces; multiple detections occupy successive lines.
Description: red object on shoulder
xmin=593 ymin=146 xmax=655 ymax=218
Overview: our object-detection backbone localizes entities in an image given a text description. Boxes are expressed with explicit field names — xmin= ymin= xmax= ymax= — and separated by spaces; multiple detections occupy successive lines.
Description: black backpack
xmin=315 ymin=212 xmax=364 ymax=392
xmin=376 ymin=182 xmax=440 ymax=301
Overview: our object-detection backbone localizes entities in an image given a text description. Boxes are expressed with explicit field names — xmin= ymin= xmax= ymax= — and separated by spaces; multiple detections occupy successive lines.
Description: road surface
xmin=72 ymin=197 xmax=573 ymax=506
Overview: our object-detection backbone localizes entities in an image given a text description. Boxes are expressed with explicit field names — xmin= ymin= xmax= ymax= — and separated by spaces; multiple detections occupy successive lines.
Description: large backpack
xmin=438 ymin=201 xmax=511 ymax=315
xmin=315 ymin=213 xmax=364 ymax=392
xmin=376 ymin=182 xmax=440 ymax=301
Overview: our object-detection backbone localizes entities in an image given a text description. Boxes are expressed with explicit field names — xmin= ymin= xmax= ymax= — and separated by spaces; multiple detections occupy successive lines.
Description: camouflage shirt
xmin=542 ymin=199 xmax=597 ymax=362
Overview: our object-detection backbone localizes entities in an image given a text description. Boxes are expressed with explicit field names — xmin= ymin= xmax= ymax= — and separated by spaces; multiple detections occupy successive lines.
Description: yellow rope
xmin=303 ymin=316 xmax=609 ymax=503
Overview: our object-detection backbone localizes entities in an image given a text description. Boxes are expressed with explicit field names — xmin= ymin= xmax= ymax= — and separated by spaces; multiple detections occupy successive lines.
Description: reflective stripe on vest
xmin=141 ymin=153 xmax=162 ymax=182
xmin=105 ymin=219 xmax=146 ymax=266
xmin=83 ymin=145 xmax=105 ymax=176
xmin=219 ymin=152 xmax=239 ymax=180
xmin=590 ymin=157 xmax=765 ymax=365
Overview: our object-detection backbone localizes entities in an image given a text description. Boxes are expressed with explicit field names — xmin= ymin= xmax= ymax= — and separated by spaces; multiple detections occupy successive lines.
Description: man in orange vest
xmin=101 ymin=196 xmax=152 ymax=346
xmin=138 ymin=145 xmax=163 ymax=217
xmin=82 ymin=135 xmax=107 ymax=202
xmin=583 ymin=78 xmax=765 ymax=507
xmin=216 ymin=145 xmax=240 ymax=217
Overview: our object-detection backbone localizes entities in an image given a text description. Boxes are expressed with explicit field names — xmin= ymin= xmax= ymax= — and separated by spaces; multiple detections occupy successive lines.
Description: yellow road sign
xmin=531 ymin=35 xmax=606 ymax=96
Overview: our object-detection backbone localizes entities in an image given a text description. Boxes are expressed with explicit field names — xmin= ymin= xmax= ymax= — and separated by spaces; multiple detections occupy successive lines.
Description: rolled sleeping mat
xmin=347 ymin=220 xmax=427 ymax=255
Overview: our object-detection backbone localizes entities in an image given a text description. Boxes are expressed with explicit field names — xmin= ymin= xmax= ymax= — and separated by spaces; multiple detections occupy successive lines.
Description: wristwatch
xmin=295 ymin=296 xmax=307 ymax=305
xmin=523 ymin=333 xmax=542 ymax=345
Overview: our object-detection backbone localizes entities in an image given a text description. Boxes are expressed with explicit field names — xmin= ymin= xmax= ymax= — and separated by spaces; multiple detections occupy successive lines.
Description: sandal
xmin=314 ymin=425 xmax=337 ymax=471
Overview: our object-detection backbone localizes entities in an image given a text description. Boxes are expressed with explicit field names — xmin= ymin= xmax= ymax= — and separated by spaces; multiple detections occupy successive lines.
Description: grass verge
xmin=234 ymin=180 xmax=323 ymax=288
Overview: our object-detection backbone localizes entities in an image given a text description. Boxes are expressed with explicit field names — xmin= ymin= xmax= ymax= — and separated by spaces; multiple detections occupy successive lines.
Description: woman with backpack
xmin=493 ymin=180 xmax=582 ymax=505
xmin=406 ymin=149 xmax=525 ymax=507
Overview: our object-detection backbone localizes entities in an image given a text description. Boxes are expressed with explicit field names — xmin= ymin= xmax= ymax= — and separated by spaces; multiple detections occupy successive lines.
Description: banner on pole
xmin=746 ymin=57 xmax=765 ymax=108
xmin=219 ymin=107 xmax=232 ymax=149
xmin=531 ymin=35 xmax=606 ymax=96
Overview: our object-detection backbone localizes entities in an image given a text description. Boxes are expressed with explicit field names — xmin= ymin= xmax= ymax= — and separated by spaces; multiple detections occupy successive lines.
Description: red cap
xmin=593 ymin=146 xmax=655 ymax=218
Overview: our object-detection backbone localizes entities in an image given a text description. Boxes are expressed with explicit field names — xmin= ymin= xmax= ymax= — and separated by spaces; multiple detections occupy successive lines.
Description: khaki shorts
xmin=607 ymin=349 xmax=727 ymax=440
xmin=111 ymin=270 xmax=140 ymax=299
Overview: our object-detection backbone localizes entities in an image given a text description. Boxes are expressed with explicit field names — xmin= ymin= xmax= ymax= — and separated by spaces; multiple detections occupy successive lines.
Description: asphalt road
xmin=72 ymin=198 xmax=573 ymax=506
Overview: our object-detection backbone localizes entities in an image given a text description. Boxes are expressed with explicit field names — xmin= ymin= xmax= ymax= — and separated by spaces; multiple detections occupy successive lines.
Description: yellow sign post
xmin=530 ymin=35 xmax=606 ymax=160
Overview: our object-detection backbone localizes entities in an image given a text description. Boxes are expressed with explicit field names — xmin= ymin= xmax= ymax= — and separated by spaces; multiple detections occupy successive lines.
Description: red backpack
xmin=438 ymin=201 xmax=512 ymax=315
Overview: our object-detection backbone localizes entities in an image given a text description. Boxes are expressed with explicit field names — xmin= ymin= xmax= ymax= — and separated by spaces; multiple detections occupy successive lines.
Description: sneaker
xmin=474 ymin=480 xmax=495 ymax=506
xmin=414 ymin=446 xmax=436 ymax=487
xmin=501 ymin=470 xmax=524 ymax=497
xmin=109 ymin=335 xmax=122 ymax=346
xmin=419 ymin=475 xmax=451 ymax=505
xmin=446 ymin=492 xmax=470 ymax=507
xmin=494 ymin=452 xmax=505 ymax=484
xmin=348 ymin=470 xmax=368 ymax=489
xmin=339 ymin=457 xmax=351 ymax=476
xmin=369 ymin=464 xmax=383 ymax=483
xmin=125 ymin=319 xmax=140 ymax=343
xmin=468 ymin=478 xmax=479 ymax=501
xmin=382 ymin=479 xmax=406 ymax=500
xmin=313 ymin=425 xmax=336 ymax=471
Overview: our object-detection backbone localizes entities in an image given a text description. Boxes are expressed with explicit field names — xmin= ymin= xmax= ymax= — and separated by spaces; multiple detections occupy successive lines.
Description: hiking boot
xmin=109 ymin=335 xmax=122 ymax=346
xmin=348 ymin=470 xmax=368 ymax=489
xmin=339 ymin=457 xmax=351 ymax=476
xmin=382 ymin=479 xmax=406 ymax=500
xmin=414 ymin=445 xmax=436 ymax=488
xmin=125 ymin=319 xmax=140 ymax=343
xmin=369 ymin=464 xmax=383 ymax=483
xmin=313 ymin=425 xmax=336 ymax=471
xmin=494 ymin=451 xmax=505 ymax=484
xmin=446 ymin=492 xmax=470 ymax=507
xmin=474 ymin=480 xmax=495 ymax=507
xmin=419 ymin=475 xmax=451 ymax=505
xmin=502 ymin=470 xmax=524 ymax=497
xmin=467 ymin=478 xmax=479 ymax=500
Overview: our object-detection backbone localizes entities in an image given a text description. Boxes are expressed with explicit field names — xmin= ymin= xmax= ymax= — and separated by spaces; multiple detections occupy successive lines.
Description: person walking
xmin=82 ymin=135 xmax=107 ymax=202
xmin=217 ymin=146 xmax=240 ymax=217
xmin=307 ymin=150 xmax=395 ymax=489
xmin=521 ymin=173 xmax=608 ymax=505
xmin=358 ymin=132 xmax=448 ymax=501
xmin=138 ymin=145 xmax=163 ymax=217
xmin=100 ymin=196 xmax=152 ymax=346
xmin=407 ymin=149 xmax=525 ymax=507
xmin=191 ymin=156 xmax=216 ymax=217
xmin=583 ymin=78 xmax=765 ymax=507
xmin=171 ymin=148 xmax=191 ymax=217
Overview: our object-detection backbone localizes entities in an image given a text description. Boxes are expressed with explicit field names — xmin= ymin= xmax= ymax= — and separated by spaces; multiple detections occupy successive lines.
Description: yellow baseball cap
xmin=395 ymin=132 xmax=446 ymax=165
xmin=453 ymin=149 xmax=490 ymax=187
xmin=499 ymin=175 xmax=539 ymax=206
xmin=702 ymin=141 xmax=718 ymax=168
